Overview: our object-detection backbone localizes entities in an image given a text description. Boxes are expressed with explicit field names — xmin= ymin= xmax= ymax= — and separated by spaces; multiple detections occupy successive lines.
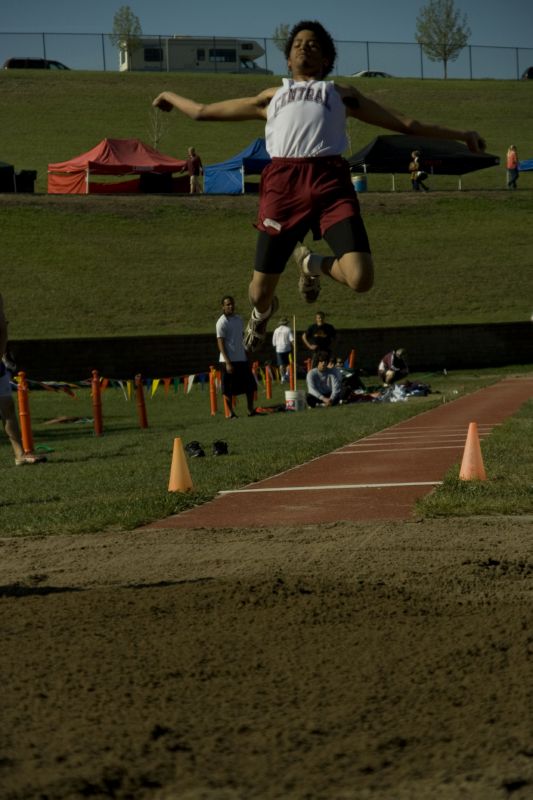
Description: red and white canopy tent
xmin=48 ymin=138 xmax=188 ymax=194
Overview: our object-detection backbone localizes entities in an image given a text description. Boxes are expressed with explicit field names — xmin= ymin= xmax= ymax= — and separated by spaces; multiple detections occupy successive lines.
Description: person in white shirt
xmin=153 ymin=20 xmax=486 ymax=353
xmin=216 ymin=295 xmax=257 ymax=418
xmin=271 ymin=316 xmax=294 ymax=383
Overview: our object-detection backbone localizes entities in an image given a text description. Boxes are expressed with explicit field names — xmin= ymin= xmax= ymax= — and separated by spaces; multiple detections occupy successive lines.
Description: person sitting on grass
xmin=306 ymin=350 xmax=342 ymax=408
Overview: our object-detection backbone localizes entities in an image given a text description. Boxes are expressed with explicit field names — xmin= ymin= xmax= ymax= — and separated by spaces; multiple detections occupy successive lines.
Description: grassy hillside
xmin=2 ymin=191 xmax=532 ymax=339
xmin=1 ymin=71 xmax=532 ymax=340
xmin=1 ymin=70 xmax=532 ymax=192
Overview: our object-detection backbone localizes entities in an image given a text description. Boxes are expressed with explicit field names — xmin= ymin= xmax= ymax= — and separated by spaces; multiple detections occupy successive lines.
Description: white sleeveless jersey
xmin=265 ymin=79 xmax=348 ymax=158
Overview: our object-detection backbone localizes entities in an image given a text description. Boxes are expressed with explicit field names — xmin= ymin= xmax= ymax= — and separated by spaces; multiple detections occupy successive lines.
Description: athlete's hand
xmin=152 ymin=93 xmax=173 ymax=112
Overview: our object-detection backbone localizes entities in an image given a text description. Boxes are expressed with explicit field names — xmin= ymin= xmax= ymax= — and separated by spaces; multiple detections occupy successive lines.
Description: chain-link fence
xmin=1 ymin=31 xmax=532 ymax=80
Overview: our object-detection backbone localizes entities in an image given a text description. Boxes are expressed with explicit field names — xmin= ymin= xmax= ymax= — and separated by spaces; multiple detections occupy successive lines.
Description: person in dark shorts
xmin=153 ymin=21 xmax=486 ymax=352
xmin=215 ymin=296 xmax=257 ymax=418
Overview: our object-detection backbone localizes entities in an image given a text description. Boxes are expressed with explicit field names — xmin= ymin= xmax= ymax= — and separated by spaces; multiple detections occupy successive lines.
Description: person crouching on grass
xmin=153 ymin=20 xmax=486 ymax=353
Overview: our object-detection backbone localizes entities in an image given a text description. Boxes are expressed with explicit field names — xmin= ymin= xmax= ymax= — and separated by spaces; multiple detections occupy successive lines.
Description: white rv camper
xmin=120 ymin=36 xmax=272 ymax=74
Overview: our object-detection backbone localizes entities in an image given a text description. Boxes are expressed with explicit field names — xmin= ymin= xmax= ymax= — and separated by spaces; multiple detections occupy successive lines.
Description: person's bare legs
xmin=0 ymin=395 xmax=24 ymax=461
xmin=248 ymin=271 xmax=280 ymax=312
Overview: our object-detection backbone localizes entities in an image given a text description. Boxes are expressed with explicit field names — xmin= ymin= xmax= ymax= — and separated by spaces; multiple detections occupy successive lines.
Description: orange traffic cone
xmin=168 ymin=437 xmax=194 ymax=492
xmin=459 ymin=422 xmax=487 ymax=481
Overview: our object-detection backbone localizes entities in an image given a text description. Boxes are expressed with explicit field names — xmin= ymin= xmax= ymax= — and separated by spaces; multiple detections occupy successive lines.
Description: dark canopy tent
xmin=204 ymin=138 xmax=271 ymax=194
xmin=0 ymin=161 xmax=16 ymax=192
xmin=348 ymin=135 xmax=499 ymax=189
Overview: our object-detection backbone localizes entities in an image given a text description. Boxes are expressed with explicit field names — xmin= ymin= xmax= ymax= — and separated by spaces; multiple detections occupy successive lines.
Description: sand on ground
xmin=1 ymin=518 xmax=532 ymax=800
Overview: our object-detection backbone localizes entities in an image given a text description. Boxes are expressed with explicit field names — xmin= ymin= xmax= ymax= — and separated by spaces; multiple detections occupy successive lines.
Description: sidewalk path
xmin=148 ymin=376 xmax=533 ymax=529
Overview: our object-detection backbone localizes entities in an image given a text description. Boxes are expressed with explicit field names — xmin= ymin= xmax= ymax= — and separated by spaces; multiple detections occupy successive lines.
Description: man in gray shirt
xmin=305 ymin=350 xmax=342 ymax=408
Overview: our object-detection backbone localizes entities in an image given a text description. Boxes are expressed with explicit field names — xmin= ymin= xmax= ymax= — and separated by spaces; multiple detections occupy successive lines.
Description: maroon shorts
xmin=256 ymin=156 xmax=360 ymax=238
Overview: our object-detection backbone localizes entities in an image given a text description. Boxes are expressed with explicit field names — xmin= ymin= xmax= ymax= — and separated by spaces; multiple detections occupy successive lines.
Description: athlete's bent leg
xmin=328 ymin=251 xmax=374 ymax=293
xmin=316 ymin=217 xmax=375 ymax=293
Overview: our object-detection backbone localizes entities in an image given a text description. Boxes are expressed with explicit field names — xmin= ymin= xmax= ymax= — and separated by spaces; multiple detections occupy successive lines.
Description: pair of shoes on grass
xmin=15 ymin=452 xmax=47 ymax=467
xmin=185 ymin=440 xmax=229 ymax=457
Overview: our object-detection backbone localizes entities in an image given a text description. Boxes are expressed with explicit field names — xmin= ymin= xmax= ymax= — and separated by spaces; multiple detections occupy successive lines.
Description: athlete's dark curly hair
xmin=284 ymin=20 xmax=337 ymax=76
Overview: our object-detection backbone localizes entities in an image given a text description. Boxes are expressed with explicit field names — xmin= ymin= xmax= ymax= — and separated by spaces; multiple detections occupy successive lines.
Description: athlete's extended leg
xmin=243 ymin=271 xmax=280 ymax=352
xmin=243 ymin=229 xmax=301 ymax=352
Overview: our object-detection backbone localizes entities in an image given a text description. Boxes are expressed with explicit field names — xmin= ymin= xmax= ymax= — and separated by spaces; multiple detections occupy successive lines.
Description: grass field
xmin=1 ymin=71 xmax=533 ymax=533
xmin=2 ymin=191 xmax=533 ymax=339
xmin=1 ymin=366 xmax=532 ymax=536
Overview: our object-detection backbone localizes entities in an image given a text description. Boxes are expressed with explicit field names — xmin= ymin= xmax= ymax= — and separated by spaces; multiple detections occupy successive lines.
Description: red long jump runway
xmin=149 ymin=376 xmax=533 ymax=529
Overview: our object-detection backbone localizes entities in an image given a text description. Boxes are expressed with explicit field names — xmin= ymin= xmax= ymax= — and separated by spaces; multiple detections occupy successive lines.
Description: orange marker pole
xmin=135 ymin=374 xmax=149 ymax=429
xmin=209 ymin=366 xmax=217 ymax=415
xmin=223 ymin=396 xmax=233 ymax=418
xmin=265 ymin=364 xmax=272 ymax=399
xmin=17 ymin=371 xmax=34 ymax=453
xmin=288 ymin=354 xmax=295 ymax=391
xmin=91 ymin=369 xmax=103 ymax=436
xmin=349 ymin=349 xmax=357 ymax=369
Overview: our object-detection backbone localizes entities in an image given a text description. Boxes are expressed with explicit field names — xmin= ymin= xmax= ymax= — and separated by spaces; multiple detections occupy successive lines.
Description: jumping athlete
xmin=152 ymin=20 xmax=486 ymax=352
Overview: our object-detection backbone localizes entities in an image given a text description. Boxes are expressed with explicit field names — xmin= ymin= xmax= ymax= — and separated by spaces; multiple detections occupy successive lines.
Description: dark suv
xmin=2 ymin=58 xmax=70 ymax=70
xmin=521 ymin=67 xmax=533 ymax=80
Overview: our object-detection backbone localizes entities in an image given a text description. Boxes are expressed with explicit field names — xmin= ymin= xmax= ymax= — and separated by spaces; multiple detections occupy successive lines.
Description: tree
xmin=272 ymin=23 xmax=290 ymax=57
xmin=415 ymin=0 xmax=470 ymax=79
xmin=110 ymin=5 xmax=142 ymax=70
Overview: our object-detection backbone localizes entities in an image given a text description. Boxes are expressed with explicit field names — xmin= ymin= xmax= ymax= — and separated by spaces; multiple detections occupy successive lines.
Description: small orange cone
xmin=168 ymin=437 xmax=193 ymax=492
xmin=459 ymin=422 xmax=487 ymax=481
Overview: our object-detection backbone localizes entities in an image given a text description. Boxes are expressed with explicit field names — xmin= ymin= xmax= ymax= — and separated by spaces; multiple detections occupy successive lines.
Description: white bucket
xmin=285 ymin=390 xmax=306 ymax=411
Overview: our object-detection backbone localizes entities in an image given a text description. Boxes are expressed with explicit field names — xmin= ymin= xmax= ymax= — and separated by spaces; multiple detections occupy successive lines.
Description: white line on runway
xmin=219 ymin=480 xmax=443 ymax=495
xmin=337 ymin=445 xmax=464 ymax=453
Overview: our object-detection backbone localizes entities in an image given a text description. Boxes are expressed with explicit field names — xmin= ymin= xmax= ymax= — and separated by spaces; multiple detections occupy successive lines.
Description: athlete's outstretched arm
xmin=337 ymin=84 xmax=486 ymax=154
xmin=152 ymin=88 xmax=275 ymax=121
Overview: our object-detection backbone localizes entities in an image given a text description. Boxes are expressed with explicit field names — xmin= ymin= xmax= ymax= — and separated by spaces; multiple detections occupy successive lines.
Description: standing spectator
xmin=506 ymin=145 xmax=519 ymax=189
xmin=152 ymin=20 xmax=485 ymax=353
xmin=271 ymin=316 xmax=294 ymax=383
xmin=0 ymin=293 xmax=46 ymax=466
xmin=409 ymin=150 xmax=429 ymax=192
xmin=216 ymin=295 xmax=257 ymax=418
xmin=378 ymin=348 xmax=409 ymax=386
xmin=186 ymin=146 xmax=203 ymax=194
xmin=305 ymin=350 xmax=342 ymax=407
xmin=302 ymin=311 xmax=336 ymax=360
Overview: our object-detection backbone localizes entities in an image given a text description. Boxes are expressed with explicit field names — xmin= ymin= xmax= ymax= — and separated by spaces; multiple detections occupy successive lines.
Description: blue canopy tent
xmin=519 ymin=159 xmax=533 ymax=171
xmin=204 ymin=138 xmax=271 ymax=194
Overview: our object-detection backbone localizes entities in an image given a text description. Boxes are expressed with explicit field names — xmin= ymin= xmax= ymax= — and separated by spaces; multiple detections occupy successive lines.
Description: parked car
xmin=351 ymin=70 xmax=393 ymax=78
xmin=2 ymin=58 xmax=70 ymax=70
xmin=521 ymin=66 xmax=533 ymax=80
